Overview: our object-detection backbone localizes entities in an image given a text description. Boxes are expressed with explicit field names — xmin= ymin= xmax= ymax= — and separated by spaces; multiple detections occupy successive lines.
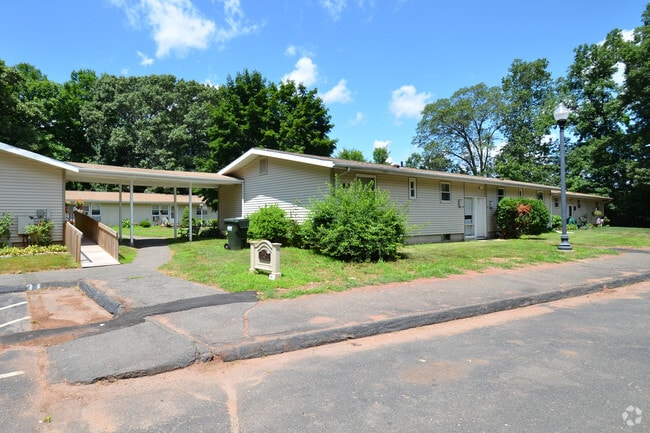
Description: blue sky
xmin=1 ymin=0 xmax=646 ymax=164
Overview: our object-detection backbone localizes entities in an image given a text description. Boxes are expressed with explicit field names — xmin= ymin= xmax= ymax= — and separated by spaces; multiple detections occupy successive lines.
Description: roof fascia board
xmin=218 ymin=148 xmax=333 ymax=175
xmin=0 ymin=141 xmax=79 ymax=172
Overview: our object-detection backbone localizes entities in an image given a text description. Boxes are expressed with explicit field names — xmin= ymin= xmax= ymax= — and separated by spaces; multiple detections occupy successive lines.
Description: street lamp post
xmin=554 ymin=102 xmax=573 ymax=251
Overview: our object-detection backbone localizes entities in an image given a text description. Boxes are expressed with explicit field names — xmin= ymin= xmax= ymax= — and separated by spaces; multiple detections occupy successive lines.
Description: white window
xmin=441 ymin=182 xmax=451 ymax=202
xmin=537 ymin=191 xmax=544 ymax=201
xmin=357 ymin=175 xmax=376 ymax=189
xmin=152 ymin=205 xmax=161 ymax=222
xmin=259 ymin=158 xmax=268 ymax=175
xmin=408 ymin=178 xmax=417 ymax=199
xmin=497 ymin=188 xmax=505 ymax=203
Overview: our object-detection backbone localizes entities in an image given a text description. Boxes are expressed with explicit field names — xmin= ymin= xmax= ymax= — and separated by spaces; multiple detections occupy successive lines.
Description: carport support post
xmin=118 ymin=186 xmax=123 ymax=241
xmin=173 ymin=188 xmax=178 ymax=239
xmin=188 ymin=183 xmax=193 ymax=242
xmin=129 ymin=181 xmax=134 ymax=246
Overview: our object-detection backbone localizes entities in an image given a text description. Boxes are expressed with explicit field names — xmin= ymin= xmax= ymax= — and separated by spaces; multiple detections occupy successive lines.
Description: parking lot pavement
xmin=0 ymin=293 xmax=31 ymax=336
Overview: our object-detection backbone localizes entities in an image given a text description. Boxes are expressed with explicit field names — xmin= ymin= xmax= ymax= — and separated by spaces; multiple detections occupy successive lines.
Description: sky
xmin=1 ymin=0 xmax=647 ymax=164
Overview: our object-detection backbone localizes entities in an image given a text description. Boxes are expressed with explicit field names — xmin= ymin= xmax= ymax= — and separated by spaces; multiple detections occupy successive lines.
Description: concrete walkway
xmin=1 ymin=239 xmax=648 ymax=384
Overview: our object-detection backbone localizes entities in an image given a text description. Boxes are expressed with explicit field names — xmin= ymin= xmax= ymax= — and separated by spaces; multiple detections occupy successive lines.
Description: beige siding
xmin=237 ymin=158 xmax=331 ymax=222
xmin=218 ymin=184 xmax=243 ymax=230
xmin=0 ymin=153 xmax=65 ymax=244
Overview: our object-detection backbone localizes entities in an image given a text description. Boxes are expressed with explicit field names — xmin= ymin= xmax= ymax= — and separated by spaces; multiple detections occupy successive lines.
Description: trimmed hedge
xmin=496 ymin=197 xmax=550 ymax=238
xmin=247 ymin=205 xmax=294 ymax=245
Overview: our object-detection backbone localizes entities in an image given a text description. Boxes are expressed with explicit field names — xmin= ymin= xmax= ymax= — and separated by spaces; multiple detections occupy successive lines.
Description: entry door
xmin=474 ymin=197 xmax=487 ymax=239
xmin=464 ymin=198 xmax=474 ymax=237
xmin=464 ymin=197 xmax=487 ymax=239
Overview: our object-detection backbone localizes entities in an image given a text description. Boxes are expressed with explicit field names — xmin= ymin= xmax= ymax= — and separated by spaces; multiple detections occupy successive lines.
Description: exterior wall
xmin=0 ymin=153 xmax=65 ymax=245
xmin=228 ymin=153 xmax=610 ymax=245
xmin=331 ymin=170 xmax=467 ymax=244
xmin=235 ymin=157 xmax=331 ymax=222
xmin=217 ymin=184 xmax=243 ymax=231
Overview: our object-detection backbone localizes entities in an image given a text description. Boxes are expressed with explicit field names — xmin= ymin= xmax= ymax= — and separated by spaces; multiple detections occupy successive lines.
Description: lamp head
xmin=553 ymin=103 xmax=570 ymax=124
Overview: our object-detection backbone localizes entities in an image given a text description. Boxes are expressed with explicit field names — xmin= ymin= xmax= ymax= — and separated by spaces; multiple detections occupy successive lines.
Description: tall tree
xmin=496 ymin=58 xmax=558 ymax=184
xmin=81 ymin=74 xmax=218 ymax=171
xmin=0 ymin=60 xmax=35 ymax=148
xmin=55 ymin=69 xmax=97 ymax=162
xmin=372 ymin=146 xmax=390 ymax=164
xmin=202 ymin=69 xmax=336 ymax=173
xmin=335 ymin=148 xmax=366 ymax=162
xmin=620 ymin=4 xmax=650 ymax=226
xmin=566 ymin=27 xmax=633 ymax=223
xmin=404 ymin=141 xmax=454 ymax=171
xmin=413 ymin=83 xmax=503 ymax=176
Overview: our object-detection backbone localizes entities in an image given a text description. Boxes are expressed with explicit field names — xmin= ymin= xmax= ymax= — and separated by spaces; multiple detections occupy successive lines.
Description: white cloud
xmin=110 ymin=0 xmax=258 ymax=58
xmin=143 ymin=0 xmax=216 ymax=57
xmin=285 ymin=45 xmax=297 ymax=56
xmin=321 ymin=0 xmax=347 ymax=20
xmin=322 ymin=79 xmax=352 ymax=104
xmin=137 ymin=51 xmax=155 ymax=66
xmin=389 ymin=85 xmax=431 ymax=120
xmin=349 ymin=111 xmax=365 ymax=126
xmin=373 ymin=139 xmax=391 ymax=149
xmin=214 ymin=0 xmax=260 ymax=44
xmin=282 ymin=56 xmax=318 ymax=87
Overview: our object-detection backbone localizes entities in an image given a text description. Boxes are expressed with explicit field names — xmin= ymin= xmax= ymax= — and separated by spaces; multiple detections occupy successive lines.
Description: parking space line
xmin=0 ymin=371 xmax=25 ymax=379
xmin=0 ymin=316 xmax=31 ymax=329
xmin=0 ymin=301 xmax=27 ymax=311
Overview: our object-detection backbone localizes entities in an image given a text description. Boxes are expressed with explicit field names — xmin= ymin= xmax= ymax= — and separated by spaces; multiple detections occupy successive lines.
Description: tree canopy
xmin=413 ymin=83 xmax=503 ymax=176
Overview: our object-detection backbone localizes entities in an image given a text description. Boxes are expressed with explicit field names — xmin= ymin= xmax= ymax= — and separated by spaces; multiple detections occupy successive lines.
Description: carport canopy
xmin=65 ymin=162 xmax=242 ymax=245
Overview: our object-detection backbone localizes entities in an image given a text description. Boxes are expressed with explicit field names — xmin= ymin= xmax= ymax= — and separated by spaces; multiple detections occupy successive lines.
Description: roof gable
xmin=0 ymin=141 xmax=79 ymax=172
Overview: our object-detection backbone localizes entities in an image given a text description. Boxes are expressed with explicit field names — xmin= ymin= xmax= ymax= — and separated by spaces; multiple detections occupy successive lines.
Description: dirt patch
xmin=27 ymin=286 xmax=113 ymax=331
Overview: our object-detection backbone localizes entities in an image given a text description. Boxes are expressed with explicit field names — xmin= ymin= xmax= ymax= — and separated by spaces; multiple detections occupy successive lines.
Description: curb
xmin=215 ymin=272 xmax=650 ymax=362
xmin=79 ymin=279 xmax=125 ymax=315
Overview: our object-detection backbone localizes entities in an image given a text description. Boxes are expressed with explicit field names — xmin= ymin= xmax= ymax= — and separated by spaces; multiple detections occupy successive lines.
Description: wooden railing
xmin=73 ymin=211 xmax=119 ymax=260
xmin=64 ymin=220 xmax=83 ymax=263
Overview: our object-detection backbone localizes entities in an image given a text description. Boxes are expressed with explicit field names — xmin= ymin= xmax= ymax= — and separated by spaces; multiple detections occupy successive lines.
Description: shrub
xmin=0 ymin=212 xmax=13 ymax=247
xmin=122 ymin=218 xmax=131 ymax=228
xmin=496 ymin=197 xmax=550 ymax=239
xmin=181 ymin=207 xmax=198 ymax=228
xmin=551 ymin=214 xmax=562 ymax=230
xmin=24 ymin=220 xmax=54 ymax=246
xmin=247 ymin=205 xmax=293 ymax=244
xmin=138 ymin=219 xmax=151 ymax=228
xmin=302 ymin=178 xmax=408 ymax=262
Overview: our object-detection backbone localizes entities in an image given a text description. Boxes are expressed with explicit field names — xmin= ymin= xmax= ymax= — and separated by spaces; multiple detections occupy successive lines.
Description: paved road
xmin=1 ymin=281 xmax=647 ymax=432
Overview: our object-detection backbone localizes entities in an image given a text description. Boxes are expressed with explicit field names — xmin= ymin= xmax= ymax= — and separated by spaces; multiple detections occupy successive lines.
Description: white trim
xmin=0 ymin=141 xmax=79 ymax=172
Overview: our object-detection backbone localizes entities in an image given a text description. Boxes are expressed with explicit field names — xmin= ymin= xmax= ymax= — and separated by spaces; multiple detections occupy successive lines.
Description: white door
xmin=475 ymin=197 xmax=487 ymax=239
xmin=464 ymin=197 xmax=487 ymax=239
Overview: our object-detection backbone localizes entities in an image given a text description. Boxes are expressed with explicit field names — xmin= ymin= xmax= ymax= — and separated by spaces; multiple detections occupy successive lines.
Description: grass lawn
xmin=0 ymin=253 xmax=80 ymax=274
xmin=160 ymin=226 xmax=650 ymax=299
xmin=2 ymin=226 xmax=648 ymax=297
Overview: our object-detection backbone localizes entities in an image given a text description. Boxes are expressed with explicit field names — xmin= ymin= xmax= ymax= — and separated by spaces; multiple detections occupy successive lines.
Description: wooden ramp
xmin=80 ymin=239 xmax=120 ymax=268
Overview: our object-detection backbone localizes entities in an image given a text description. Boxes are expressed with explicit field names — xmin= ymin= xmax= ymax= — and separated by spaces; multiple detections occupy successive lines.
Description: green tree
xmin=413 ymin=83 xmax=503 ymax=176
xmin=202 ymin=69 xmax=336 ymax=173
xmin=55 ymin=69 xmax=98 ymax=162
xmin=81 ymin=74 xmax=218 ymax=171
xmin=335 ymin=148 xmax=366 ymax=162
xmin=620 ymin=4 xmax=650 ymax=226
xmin=372 ymin=146 xmax=390 ymax=164
xmin=0 ymin=60 xmax=36 ymax=148
xmin=566 ymin=27 xmax=634 ymax=224
xmin=496 ymin=58 xmax=558 ymax=184
xmin=404 ymin=141 xmax=454 ymax=171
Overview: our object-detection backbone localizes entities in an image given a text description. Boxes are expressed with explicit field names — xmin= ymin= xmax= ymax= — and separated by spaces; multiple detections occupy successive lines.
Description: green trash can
xmin=224 ymin=217 xmax=249 ymax=250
